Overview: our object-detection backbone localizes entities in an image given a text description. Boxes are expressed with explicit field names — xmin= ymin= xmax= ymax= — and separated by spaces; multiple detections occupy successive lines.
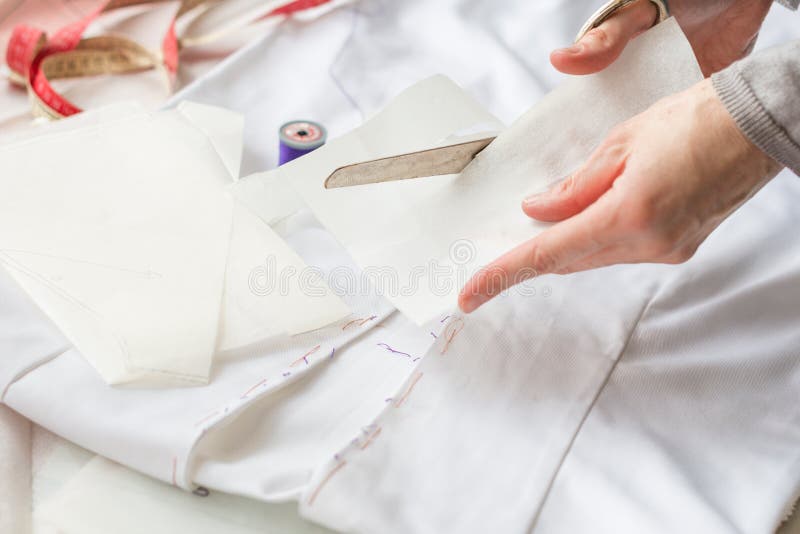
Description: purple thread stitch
xmin=440 ymin=315 xmax=452 ymax=323
xmin=329 ymin=348 xmax=335 ymax=359
xmin=377 ymin=342 xmax=412 ymax=359
xmin=430 ymin=332 xmax=437 ymax=339
xmin=283 ymin=372 xmax=291 ymax=377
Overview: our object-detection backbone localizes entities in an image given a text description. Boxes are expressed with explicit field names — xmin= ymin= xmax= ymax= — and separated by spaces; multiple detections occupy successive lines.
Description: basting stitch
xmin=357 ymin=315 xmax=377 ymax=326
xmin=377 ymin=342 xmax=412 ymax=359
xmin=342 ymin=315 xmax=377 ymax=330
xmin=193 ymin=410 xmax=220 ymax=427
xmin=360 ymin=427 xmax=382 ymax=450
xmin=440 ymin=317 xmax=465 ymax=355
xmin=394 ymin=371 xmax=423 ymax=408
xmin=291 ymin=344 xmax=321 ymax=367
xmin=307 ymin=460 xmax=347 ymax=507
xmin=240 ymin=378 xmax=267 ymax=399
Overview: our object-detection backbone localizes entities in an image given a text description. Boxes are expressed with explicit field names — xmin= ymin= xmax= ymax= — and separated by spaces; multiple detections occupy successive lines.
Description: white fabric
xmin=299 ymin=264 xmax=659 ymax=532
xmin=534 ymin=170 xmax=800 ymax=534
xmin=299 ymin=168 xmax=800 ymax=534
xmin=1 ymin=202 xmax=424 ymax=499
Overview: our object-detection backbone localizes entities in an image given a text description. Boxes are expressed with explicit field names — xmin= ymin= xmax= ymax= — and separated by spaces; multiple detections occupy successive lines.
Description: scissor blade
xmin=324 ymin=136 xmax=496 ymax=189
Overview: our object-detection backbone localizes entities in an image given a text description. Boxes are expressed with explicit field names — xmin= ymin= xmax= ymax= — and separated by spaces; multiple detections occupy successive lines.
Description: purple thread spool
xmin=278 ymin=120 xmax=326 ymax=165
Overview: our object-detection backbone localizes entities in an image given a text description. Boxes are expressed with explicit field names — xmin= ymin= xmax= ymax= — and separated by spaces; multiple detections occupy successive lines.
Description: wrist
xmin=701 ymin=78 xmax=782 ymax=182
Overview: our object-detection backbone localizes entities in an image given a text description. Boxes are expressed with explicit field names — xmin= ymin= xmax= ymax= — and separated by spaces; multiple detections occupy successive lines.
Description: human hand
xmin=550 ymin=0 xmax=774 ymax=77
xmin=458 ymin=78 xmax=781 ymax=313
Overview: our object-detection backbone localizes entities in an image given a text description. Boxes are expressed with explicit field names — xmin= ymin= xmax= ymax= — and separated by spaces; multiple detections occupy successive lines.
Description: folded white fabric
xmin=286 ymin=17 xmax=800 ymax=534
xmin=534 ymin=169 xmax=800 ymax=534
xmin=297 ymin=171 xmax=800 ymax=534
xmin=0 ymin=198 xmax=428 ymax=502
xmin=299 ymin=264 xmax=659 ymax=533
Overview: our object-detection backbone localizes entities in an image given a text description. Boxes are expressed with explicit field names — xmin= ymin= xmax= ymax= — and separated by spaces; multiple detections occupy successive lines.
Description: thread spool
xmin=278 ymin=120 xmax=326 ymax=165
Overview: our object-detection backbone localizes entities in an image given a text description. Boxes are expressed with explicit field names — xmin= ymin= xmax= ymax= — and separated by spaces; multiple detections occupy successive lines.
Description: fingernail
xmin=557 ymin=43 xmax=583 ymax=55
xmin=523 ymin=193 xmax=543 ymax=208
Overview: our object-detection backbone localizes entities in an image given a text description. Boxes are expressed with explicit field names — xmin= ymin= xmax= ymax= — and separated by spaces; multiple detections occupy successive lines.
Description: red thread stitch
xmin=358 ymin=315 xmax=377 ymax=326
xmin=193 ymin=410 xmax=220 ymax=427
xmin=290 ymin=345 xmax=321 ymax=367
xmin=360 ymin=427 xmax=382 ymax=450
xmin=394 ymin=371 xmax=423 ymax=408
xmin=342 ymin=315 xmax=377 ymax=330
xmin=307 ymin=460 xmax=347 ymax=507
xmin=440 ymin=318 xmax=465 ymax=355
xmin=241 ymin=379 xmax=267 ymax=398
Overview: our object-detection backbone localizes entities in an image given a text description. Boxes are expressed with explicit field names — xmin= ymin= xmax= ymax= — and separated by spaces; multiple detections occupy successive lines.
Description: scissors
xmin=323 ymin=136 xmax=496 ymax=189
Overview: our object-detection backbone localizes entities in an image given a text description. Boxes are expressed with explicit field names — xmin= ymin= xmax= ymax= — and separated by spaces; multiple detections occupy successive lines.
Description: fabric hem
xmin=526 ymin=282 xmax=659 ymax=530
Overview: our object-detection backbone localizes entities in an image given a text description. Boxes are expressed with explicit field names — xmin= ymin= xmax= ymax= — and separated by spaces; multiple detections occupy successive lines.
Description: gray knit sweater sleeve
xmin=712 ymin=39 xmax=800 ymax=176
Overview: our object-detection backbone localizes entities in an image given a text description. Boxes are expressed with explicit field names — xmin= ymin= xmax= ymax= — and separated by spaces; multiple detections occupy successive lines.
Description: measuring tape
xmin=5 ymin=0 xmax=337 ymax=119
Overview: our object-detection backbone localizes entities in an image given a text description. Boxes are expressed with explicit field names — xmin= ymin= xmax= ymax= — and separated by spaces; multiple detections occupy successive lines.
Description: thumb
xmin=522 ymin=140 xmax=626 ymax=222
xmin=550 ymin=0 xmax=658 ymax=75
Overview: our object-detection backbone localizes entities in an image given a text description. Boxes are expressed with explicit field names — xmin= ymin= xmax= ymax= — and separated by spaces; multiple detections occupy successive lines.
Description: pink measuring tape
xmin=5 ymin=0 xmax=333 ymax=119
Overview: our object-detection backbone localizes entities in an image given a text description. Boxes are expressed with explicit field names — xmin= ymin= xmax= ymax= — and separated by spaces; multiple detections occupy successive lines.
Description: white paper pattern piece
xmin=0 ymin=105 xmax=349 ymax=386
xmin=282 ymin=19 xmax=702 ymax=325
xmin=0 ymin=111 xmax=234 ymax=387
xmin=176 ymin=101 xmax=245 ymax=180
xmin=217 ymin=203 xmax=350 ymax=351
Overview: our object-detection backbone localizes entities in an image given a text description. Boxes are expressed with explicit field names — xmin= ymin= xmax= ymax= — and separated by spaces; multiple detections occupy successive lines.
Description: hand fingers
xmin=550 ymin=0 xmax=658 ymax=75
xmin=522 ymin=139 xmax=627 ymax=222
xmin=458 ymin=199 xmax=616 ymax=313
